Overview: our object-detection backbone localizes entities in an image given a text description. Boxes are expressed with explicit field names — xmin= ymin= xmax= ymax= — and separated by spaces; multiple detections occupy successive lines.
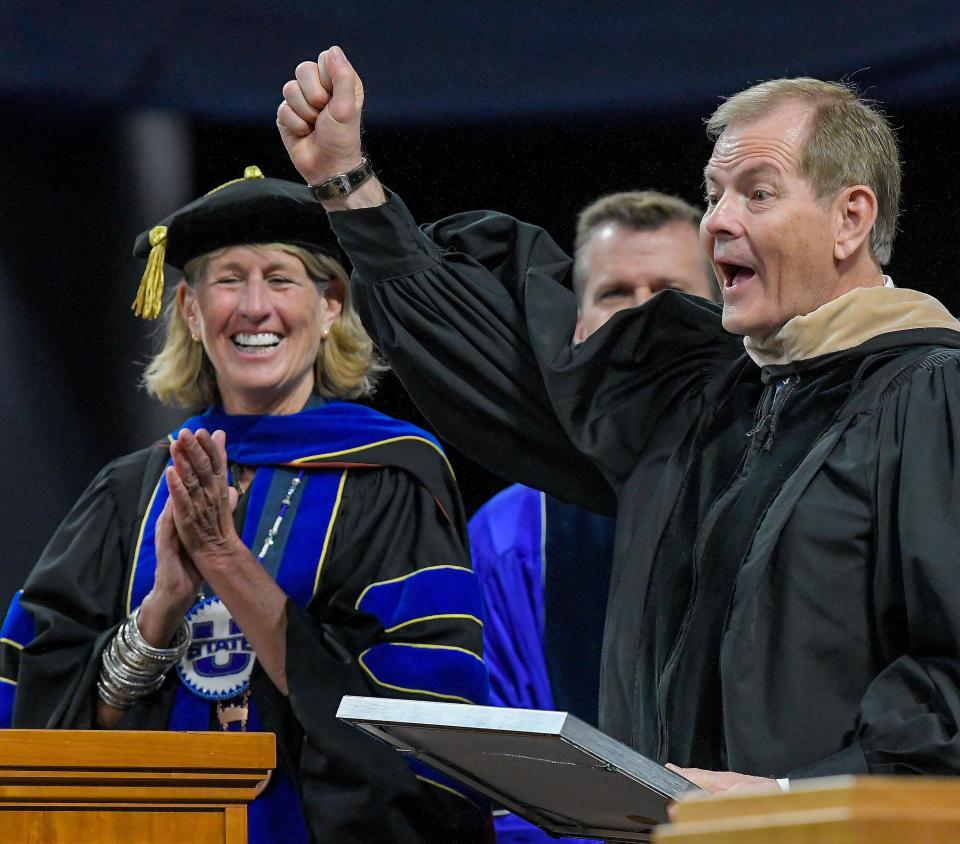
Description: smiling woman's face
xmin=179 ymin=245 xmax=341 ymax=415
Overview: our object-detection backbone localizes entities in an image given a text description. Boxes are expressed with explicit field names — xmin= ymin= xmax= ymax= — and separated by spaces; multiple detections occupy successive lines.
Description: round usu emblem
xmin=177 ymin=596 xmax=255 ymax=700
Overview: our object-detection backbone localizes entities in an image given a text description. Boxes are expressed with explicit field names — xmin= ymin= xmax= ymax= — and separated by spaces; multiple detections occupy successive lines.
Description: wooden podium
xmin=656 ymin=776 xmax=960 ymax=843
xmin=0 ymin=730 xmax=275 ymax=843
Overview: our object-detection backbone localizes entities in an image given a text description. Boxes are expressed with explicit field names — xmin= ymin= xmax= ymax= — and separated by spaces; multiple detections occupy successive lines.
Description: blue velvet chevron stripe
xmin=356 ymin=565 xmax=484 ymax=633
xmin=356 ymin=565 xmax=488 ymax=704
xmin=359 ymin=642 xmax=488 ymax=704
xmin=0 ymin=590 xmax=34 ymax=728
xmin=356 ymin=564 xmax=491 ymax=812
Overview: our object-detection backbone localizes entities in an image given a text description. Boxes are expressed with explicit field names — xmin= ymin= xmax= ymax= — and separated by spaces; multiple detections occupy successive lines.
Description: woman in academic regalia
xmin=0 ymin=167 xmax=491 ymax=844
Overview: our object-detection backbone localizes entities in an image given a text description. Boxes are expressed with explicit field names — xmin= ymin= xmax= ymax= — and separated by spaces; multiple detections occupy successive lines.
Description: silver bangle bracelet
xmin=102 ymin=644 xmax=146 ymax=687
xmin=125 ymin=607 xmax=191 ymax=663
xmin=108 ymin=633 xmax=160 ymax=678
xmin=96 ymin=678 xmax=132 ymax=710
xmin=98 ymin=650 xmax=164 ymax=705
xmin=97 ymin=656 xmax=164 ymax=709
xmin=96 ymin=608 xmax=192 ymax=709
xmin=102 ymin=643 xmax=165 ymax=690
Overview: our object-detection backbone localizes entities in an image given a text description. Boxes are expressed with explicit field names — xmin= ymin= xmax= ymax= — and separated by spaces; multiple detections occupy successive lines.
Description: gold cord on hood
xmin=206 ymin=165 xmax=265 ymax=195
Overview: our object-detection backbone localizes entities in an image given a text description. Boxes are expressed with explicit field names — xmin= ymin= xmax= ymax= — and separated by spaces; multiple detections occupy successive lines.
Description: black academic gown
xmin=11 ymin=437 xmax=490 ymax=843
xmin=330 ymin=192 xmax=960 ymax=779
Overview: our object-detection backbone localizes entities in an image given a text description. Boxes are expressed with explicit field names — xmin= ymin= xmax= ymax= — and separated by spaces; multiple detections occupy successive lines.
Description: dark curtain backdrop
xmin=3 ymin=2 xmax=960 ymax=614
xmin=4 ymin=1 xmax=960 ymax=119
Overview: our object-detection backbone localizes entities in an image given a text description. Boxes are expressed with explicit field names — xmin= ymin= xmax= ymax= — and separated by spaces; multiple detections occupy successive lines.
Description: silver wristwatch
xmin=309 ymin=158 xmax=375 ymax=201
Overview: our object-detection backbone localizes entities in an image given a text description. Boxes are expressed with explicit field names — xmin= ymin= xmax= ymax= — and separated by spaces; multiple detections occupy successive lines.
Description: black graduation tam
xmin=132 ymin=166 xmax=339 ymax=319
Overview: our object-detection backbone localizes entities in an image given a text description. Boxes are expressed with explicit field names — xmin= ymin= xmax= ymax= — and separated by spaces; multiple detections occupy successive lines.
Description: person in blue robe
xmin=0 ymin=168 xmax=491 ymax=844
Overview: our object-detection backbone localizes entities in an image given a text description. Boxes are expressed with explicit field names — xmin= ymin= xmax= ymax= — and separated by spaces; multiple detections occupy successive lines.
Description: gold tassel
xmin=132 ymin=225 xmax=168 ymax=319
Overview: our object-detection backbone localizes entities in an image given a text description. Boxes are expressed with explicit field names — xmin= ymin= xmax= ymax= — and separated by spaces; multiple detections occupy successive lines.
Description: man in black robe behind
xmin=277 ymin=48 xmax=960 ymax=792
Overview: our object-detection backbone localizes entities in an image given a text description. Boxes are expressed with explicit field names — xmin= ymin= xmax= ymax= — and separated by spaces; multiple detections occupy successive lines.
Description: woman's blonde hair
xmin=143 ymin=243 xmax=385 ymax=409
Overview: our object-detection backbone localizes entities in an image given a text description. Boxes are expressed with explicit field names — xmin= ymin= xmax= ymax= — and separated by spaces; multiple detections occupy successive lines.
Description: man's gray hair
xmin=706 ymin=78 xmax=901 ymax=265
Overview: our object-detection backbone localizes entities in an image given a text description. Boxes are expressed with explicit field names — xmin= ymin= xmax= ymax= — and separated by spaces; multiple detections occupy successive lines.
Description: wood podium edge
xmin=0 ymin=730 xmax=275 ymax=805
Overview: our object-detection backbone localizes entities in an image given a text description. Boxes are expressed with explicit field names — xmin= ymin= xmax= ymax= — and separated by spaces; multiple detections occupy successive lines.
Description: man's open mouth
xmin=717 ymin=262 xmax=757 ymax=289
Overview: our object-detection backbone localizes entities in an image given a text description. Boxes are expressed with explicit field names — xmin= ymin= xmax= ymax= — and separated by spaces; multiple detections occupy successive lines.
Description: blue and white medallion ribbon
xmin=177 ymin=596 xmax=255 ymax=701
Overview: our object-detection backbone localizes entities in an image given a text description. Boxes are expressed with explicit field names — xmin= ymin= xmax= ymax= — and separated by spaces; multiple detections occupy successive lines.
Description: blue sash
xmin=126 ymin=401 xmax=448 ymax=843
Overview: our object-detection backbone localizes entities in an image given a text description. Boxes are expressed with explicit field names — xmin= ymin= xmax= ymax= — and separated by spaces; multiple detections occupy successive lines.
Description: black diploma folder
xmin=336 ymin=695 xmax=699 ymax=841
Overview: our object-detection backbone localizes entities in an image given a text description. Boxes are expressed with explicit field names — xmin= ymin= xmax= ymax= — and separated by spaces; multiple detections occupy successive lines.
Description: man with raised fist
xmin=278 ymin=47 xmax=960 ymax=795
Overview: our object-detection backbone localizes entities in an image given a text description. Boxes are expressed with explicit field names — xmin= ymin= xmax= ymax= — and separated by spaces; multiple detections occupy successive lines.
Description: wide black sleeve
xmin=261 ymin=465 xmax=490 ymax=844
xmin=331 ymin=193 xmax=741 ymax=513
xmin=790 ymin=356 xmax=960 ymax=777
xmin=12 ymin=448 xmax=167 ymax=729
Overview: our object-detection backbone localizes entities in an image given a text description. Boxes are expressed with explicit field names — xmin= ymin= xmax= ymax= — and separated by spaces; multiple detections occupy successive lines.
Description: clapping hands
xmin=165 ymin=428 xmax=241 ymax=569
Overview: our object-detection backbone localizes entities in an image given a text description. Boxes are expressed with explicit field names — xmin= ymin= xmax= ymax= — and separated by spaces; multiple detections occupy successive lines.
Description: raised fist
xmin=278 ymin=46 xmax=365 ymax=186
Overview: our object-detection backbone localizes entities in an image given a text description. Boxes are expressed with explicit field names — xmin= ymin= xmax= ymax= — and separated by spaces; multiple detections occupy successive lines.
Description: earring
xmin=322 ymin=328 xmax=329 ymax=338
xmin=191 ymin=334 xmax=200 ymax=343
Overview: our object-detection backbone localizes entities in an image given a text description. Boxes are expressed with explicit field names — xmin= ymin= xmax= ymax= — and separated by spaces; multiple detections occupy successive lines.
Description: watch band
xmin=309 ymin=158 xmax=375 ymax=201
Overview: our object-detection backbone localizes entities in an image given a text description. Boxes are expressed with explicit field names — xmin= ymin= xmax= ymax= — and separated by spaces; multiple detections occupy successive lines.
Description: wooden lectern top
xmin=657 ymin=775 xmax=960 ymax=844
xmin=0 ymin=730 xmax=274 ymax=803
xmin=0 ymin=730 xmax=276 ymax=843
